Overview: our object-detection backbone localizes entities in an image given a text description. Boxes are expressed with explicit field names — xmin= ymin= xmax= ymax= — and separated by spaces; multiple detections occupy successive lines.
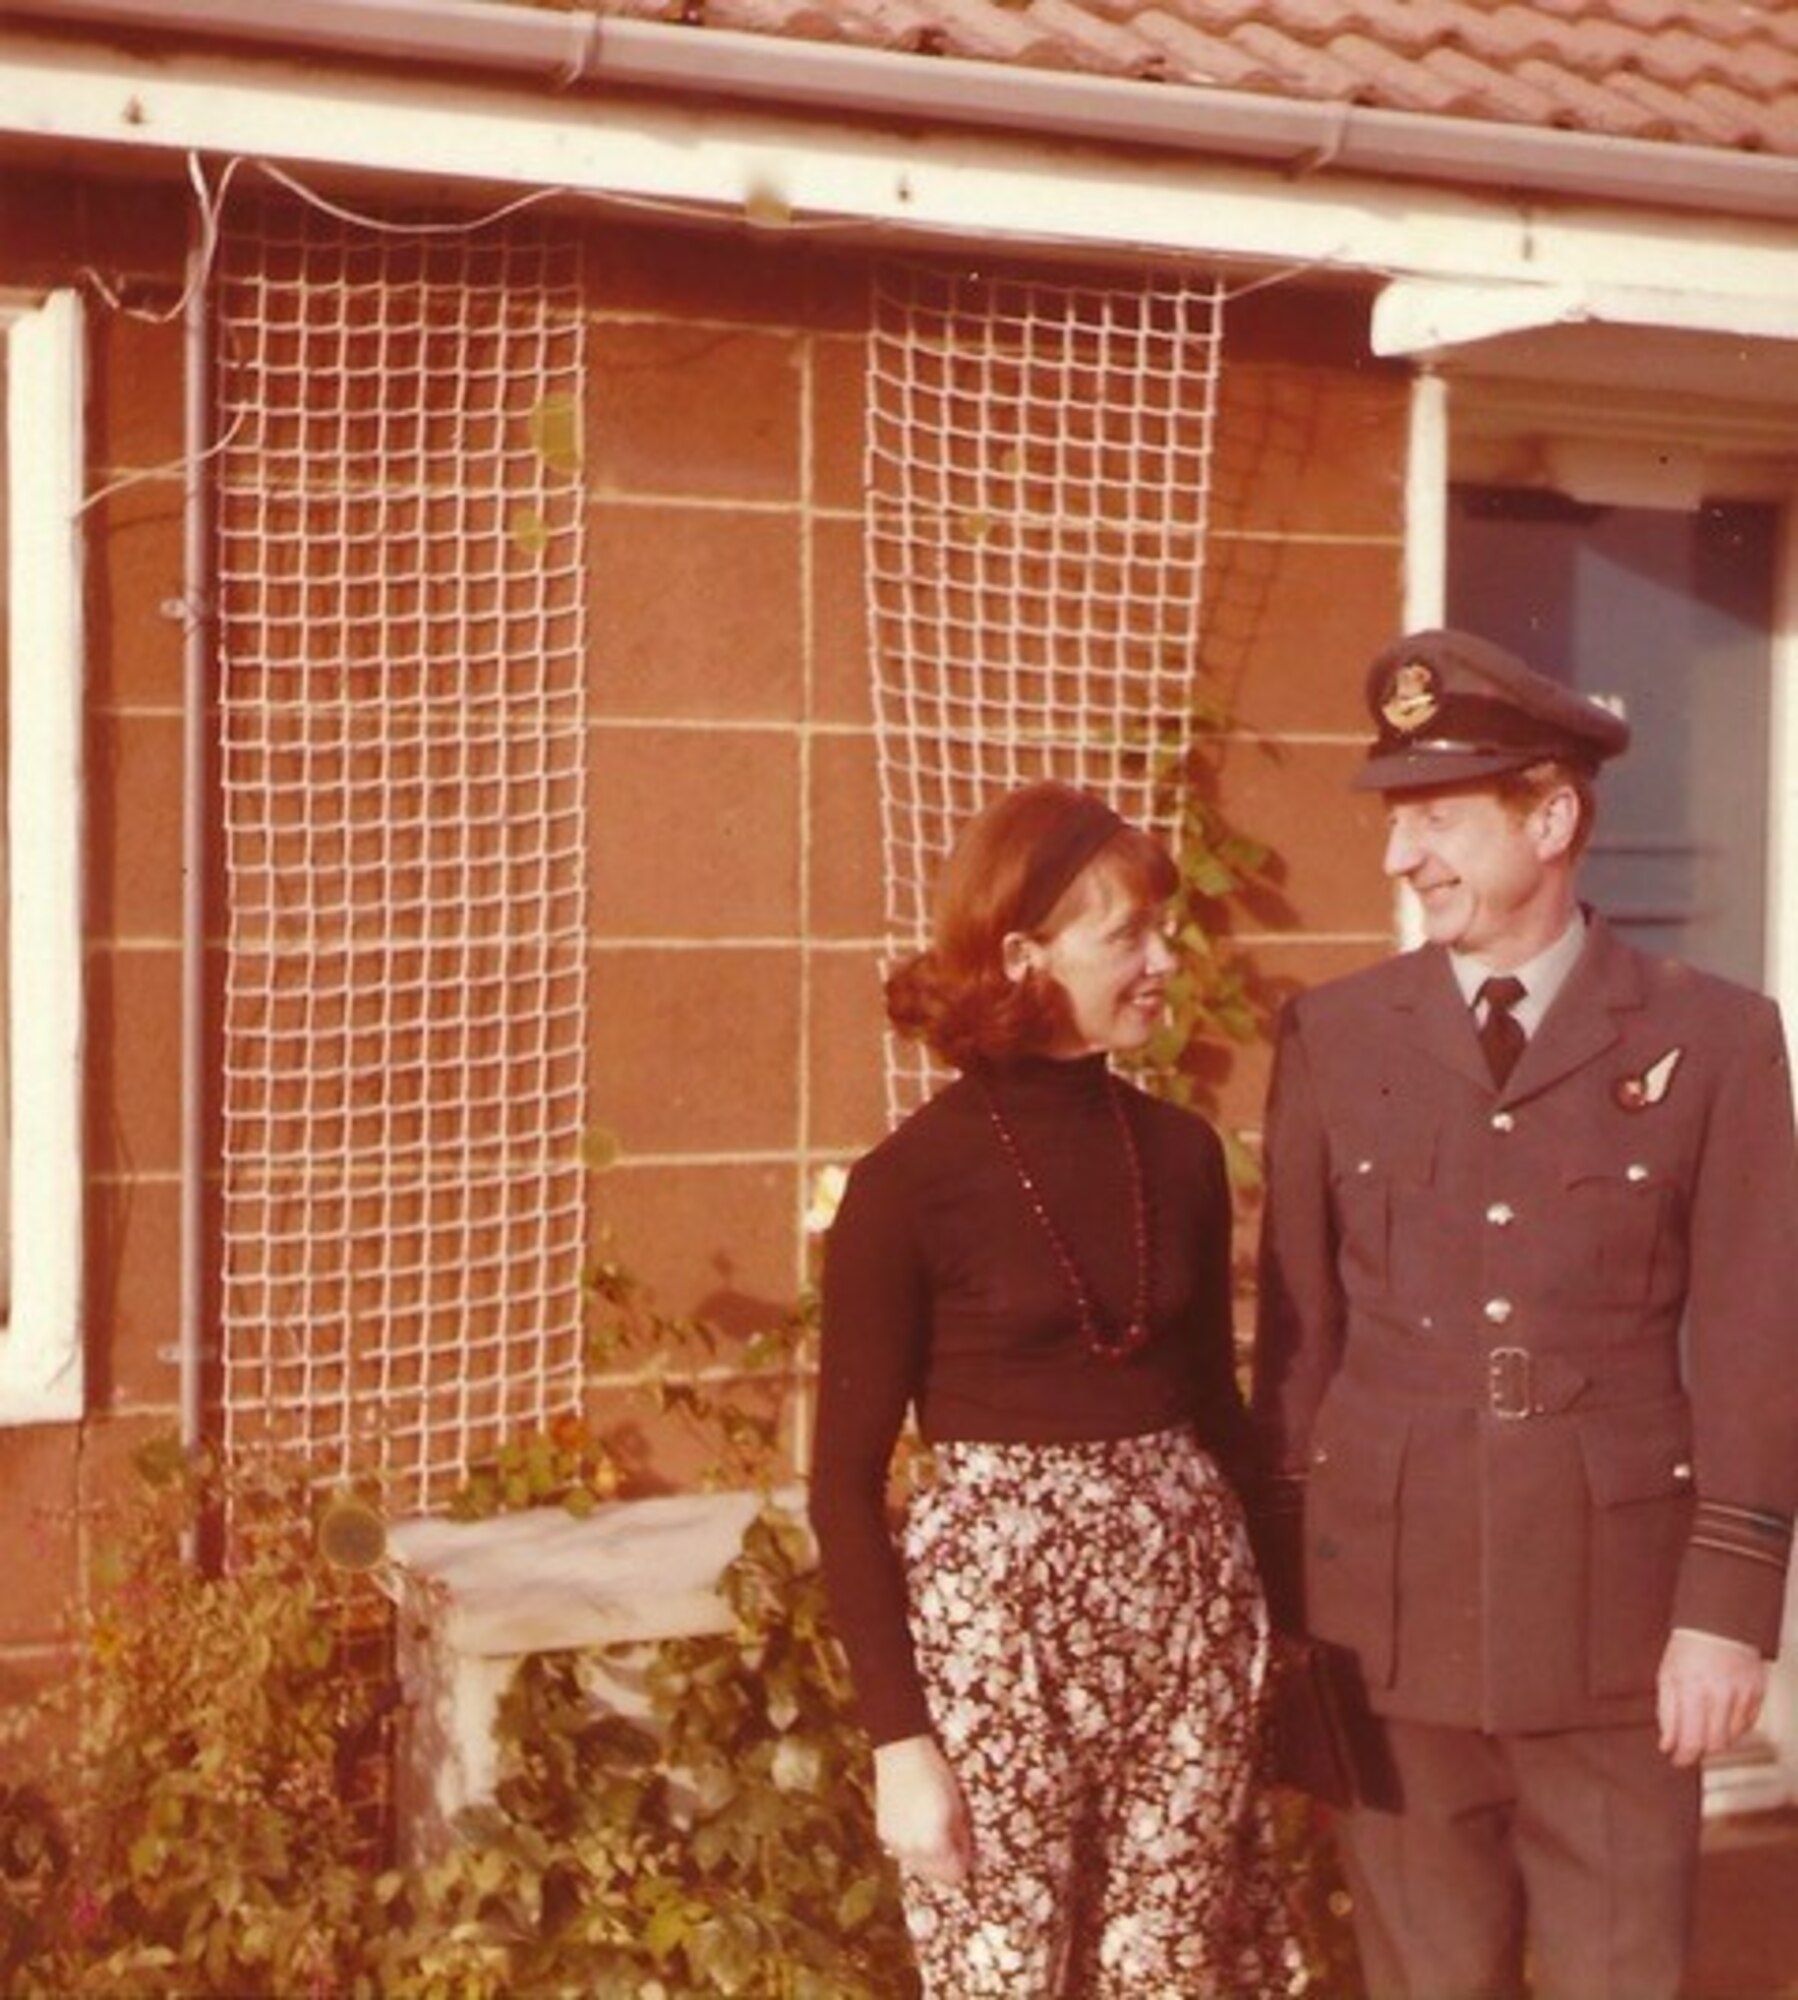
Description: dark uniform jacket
xmin=1253 ymin=913 xmax=1798 ymax=1734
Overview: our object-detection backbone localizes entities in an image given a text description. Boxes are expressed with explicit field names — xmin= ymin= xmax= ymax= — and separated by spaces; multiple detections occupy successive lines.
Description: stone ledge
xmin=380 ymin=1487 xmax=805 ymax=1858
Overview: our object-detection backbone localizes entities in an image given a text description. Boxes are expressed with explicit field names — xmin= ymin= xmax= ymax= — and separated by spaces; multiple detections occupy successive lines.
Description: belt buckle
xmin=1487 ymin=1345 xmax=1535 ymax=1420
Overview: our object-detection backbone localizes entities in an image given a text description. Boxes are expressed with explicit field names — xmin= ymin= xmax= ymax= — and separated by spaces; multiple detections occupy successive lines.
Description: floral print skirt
xmin=898 ymin=1425 xmax=1306 ymax=1998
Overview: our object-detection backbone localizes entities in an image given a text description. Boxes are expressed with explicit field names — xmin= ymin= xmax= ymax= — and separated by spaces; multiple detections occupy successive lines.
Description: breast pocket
xmin=1329 ymin=1124 xmax=1436 ymax=1295
xmin=1555 ymin=1149 xmax=1673 ymax=1307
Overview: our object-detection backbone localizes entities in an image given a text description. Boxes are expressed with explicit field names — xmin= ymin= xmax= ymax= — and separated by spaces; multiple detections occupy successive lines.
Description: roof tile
xmin=1125 ymin=12 xmax=1285 ymax=89
xmin=1688 ymin=77 xmax=1786 ymax=147
xmin=698 ymin=0 xmax=846 ymax=35
xmin=826 ymin=0 xmax=957 ymax=53
xmin=1609 ymin=67 xmax=1763 ymax=149
xmin=1023 ymin=0 xmax=1172 ymax=76
xmin=569 ymin=1 xmax=1798 ymax=166
xmin=1422 ymin=45 xmax=1567 ymax=126
xmin=1635 ymin=24 xmax=1740 ymax=87
xmin=1435 ymin=1 xmax=1570 ymax=65
xmin=1513 ymin=56 xmax=1675 ymax=139
xmin=1232 ymin=19 xmax=1372 ymax=98
xmin=1325 ymin=31 xmax=1468 ymax=114
xmin=918 ymin=0 xmax=1081 ymax=66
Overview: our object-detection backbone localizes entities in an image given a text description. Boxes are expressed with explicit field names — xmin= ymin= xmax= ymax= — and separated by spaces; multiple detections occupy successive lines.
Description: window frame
xmin=0 ymin=287 xmax=87 ymax=1424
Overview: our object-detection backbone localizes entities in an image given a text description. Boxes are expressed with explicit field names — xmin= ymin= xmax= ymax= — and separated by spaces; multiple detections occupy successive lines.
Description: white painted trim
xmin=1374 ymin=277 xmax=1798 ymax=359
xmin=7 ymin=28 xmax=1798 ymax=297
xmin=1389 ymin=369 xmax=1451 ymax=952
xmin=0 ymin=288 xmax=86 ymax=1424
xmin=15 ymin=0 xmax=1798 ymax=226
xmin=1766 ymin=504 xmax=1798 ymax=1036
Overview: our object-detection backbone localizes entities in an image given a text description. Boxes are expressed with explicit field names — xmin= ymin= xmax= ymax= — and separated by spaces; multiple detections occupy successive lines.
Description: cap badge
xmin=1614 ymin=1046 xmax=1682 ymax=1112
xmin=1381 ymin=660 xmax=1442 ymax=736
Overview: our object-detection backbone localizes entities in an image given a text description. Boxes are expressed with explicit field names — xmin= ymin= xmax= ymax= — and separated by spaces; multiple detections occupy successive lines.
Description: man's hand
xmin=873 ymin=1734 xmax=974 ymax=1886
xmin=1656 ymin=1628 xmax=1767 ymax=1768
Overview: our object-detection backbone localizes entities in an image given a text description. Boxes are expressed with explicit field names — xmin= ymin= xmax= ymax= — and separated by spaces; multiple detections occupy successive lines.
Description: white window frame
xmin=0 ymin=287 xmax=86 ymax=1424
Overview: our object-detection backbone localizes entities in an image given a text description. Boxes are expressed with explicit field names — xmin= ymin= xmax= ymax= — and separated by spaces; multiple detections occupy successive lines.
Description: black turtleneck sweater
xmin=808 ymin=1053 xmax=1254 ymax=1746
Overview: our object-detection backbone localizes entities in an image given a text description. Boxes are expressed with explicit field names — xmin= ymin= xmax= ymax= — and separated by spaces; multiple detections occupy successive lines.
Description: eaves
xmin=6 ymin=0 xmax=1798 ymax=314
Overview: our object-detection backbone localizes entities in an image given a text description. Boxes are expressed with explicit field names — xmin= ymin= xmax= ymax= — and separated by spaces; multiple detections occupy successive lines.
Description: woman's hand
xmin=873 ymin=1734 xmax=974 ymax=1885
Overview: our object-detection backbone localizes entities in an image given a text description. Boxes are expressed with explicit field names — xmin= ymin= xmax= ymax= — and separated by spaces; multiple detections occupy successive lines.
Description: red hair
xmin=885 ymin=782 xmax=1176 ymax=1070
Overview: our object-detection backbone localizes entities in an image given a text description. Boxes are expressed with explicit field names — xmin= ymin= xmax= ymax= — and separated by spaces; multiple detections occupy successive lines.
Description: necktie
xmin=1477 ymin=975 xmax=1527 ymax=1087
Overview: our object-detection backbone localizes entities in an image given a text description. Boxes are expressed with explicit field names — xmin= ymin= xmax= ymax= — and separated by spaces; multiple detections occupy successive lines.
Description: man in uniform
xmin=1253 ymin=627 xmax=1798 ymax=1998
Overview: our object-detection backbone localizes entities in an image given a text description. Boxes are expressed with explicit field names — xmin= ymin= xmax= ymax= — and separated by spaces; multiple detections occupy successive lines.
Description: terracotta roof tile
xmin=1635 ymin=23 xmax=1743 ymax=85
xmin=1326 ymin=31 xmax=1466 ymax=114
xmin=1024 ymin=0 xmax=1172 ymax=76
xmin=1429 ymin=45 xmax=1568 ymax=127
xmin=1602 ymin=0 xmax=1722 ymax=32
xmin=563 ymin=1 xmax=1798 ymax=165
xmin=692 ymin=0 xmax=843 ymax=36
xmin=1609 ymin=67 xmax=1762 ymax=149
xmin=1231 ymin=19 xmax=1370 ymax=98
xmin=826 ymin=0 xmax=957 ymax=54
xmin=1687 ymin=78 xmax=1784 ymax=148
xmin=1434 ymin=2 xmax=1568 ymax=66
xmin=932 ymin=0 xmax=1086 ymax=66
xmin=1515 ymin=55 xmax=1676 ymax=139
xmin=1124 ymin=12 xmax=1281 ymax=89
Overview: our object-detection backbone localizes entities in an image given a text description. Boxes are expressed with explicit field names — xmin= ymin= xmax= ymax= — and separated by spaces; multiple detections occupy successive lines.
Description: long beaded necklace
xmin=976 ymin=1072 xmax=1155 ymax=1365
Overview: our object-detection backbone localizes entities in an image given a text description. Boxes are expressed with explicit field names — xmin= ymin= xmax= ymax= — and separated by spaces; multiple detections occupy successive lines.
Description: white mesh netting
xmin=212 ymin=197 xmax=590 ymax=1515
xmin=865 ymin=262 xmax=1226 ymax=1119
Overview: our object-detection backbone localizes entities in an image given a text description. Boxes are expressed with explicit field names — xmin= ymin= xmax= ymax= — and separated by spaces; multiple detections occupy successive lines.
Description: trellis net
xmin=212 ymin=196 xmax=589 ymax=1517
xmin=865 ymin=262 xmax=1226 ymax=1120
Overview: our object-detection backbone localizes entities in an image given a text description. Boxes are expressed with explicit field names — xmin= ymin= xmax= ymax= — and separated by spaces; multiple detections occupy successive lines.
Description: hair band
xmin=1013 ymin=796 xmax=1125 ymax=934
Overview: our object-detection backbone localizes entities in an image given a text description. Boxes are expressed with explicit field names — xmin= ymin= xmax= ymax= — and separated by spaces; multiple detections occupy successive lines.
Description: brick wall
xmin=0 ymin=169 xmax=1405 ymax=1683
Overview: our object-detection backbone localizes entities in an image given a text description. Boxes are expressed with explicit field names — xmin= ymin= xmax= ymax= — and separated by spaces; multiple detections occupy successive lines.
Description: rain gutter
xmin=11 ymin=0 xmax=1798 ymax=228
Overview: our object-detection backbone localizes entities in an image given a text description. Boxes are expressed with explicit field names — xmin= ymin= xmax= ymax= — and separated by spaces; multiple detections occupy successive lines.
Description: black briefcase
xmin=1265 ymin=1635 xmax=1396 ymax=1811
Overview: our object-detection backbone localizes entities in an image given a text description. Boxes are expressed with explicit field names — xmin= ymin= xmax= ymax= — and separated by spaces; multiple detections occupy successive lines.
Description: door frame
xmin=1406 ymin=363 xmax=1798 ymax=1817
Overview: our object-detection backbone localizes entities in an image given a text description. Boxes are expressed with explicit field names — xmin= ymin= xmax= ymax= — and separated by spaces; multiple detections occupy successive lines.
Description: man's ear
xmin=1533 ymin=785 xmax=1581 ymax=862
xmin=1001 ymin=930 xmax=1039 ymax=985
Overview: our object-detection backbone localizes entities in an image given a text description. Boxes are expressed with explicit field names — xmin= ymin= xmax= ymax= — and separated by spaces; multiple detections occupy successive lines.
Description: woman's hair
xmin=885 ymin=781 xmax=1177 ymax=1070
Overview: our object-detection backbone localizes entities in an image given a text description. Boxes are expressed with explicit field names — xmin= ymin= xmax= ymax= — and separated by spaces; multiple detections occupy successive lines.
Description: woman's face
xmin=1010 ymin=861 xmax=1176 ymax=1058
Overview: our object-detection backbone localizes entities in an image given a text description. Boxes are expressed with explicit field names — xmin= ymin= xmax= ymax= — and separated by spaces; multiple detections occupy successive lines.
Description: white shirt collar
xmin=1449 ymin=910 xmax=1588 ymax=1039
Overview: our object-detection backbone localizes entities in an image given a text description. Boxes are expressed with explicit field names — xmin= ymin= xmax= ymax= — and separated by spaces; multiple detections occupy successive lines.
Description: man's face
xmin=1381 ymin=784 xmax=1561 ymax=965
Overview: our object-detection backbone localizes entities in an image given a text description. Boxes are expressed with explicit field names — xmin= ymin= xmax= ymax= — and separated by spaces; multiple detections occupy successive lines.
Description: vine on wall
xmin=0 ymin=705 xmax=1363 ymax=1997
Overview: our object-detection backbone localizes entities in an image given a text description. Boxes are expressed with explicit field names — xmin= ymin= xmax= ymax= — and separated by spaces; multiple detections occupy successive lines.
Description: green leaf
xmin=527 ymin=391 xmax=583 ymax=474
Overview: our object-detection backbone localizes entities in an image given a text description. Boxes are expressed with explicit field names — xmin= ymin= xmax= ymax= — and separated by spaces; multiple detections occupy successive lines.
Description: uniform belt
xmin=1342 ymin=1336 xmax=1681 ymax=1421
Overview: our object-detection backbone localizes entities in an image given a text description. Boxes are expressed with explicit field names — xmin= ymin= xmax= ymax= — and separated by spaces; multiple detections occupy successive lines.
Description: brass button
xmin=1484 ymin=1297 xmax=1515 ymax=1325
xmin=1486 ymin=1201 xmax=1516 ymax=1227
xmin=1491 ymin=1110 xmax=1516 ymax=1134
xmin=1626 ymin=1163 xmax=1651 ymax=1184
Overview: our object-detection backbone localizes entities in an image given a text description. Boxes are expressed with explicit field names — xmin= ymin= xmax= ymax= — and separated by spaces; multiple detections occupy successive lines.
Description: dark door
xmin=1448 ymin=486 xmax=1777 ymax=989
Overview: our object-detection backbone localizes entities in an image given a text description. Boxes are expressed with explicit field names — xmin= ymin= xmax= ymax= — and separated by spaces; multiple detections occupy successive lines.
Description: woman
xmin=809 ymin=781 xmax=1303 ymax=1998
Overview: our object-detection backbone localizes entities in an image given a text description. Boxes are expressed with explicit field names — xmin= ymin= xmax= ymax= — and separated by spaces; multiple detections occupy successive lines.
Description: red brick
xmin=589 ymin=946 xmax=801 ymax=1155
xmin=89 ymin=709 xmax=187 ymax=942
xmin=589 ymin=725 xmax=802 ymax=936
xmin=587 ymin=322 xmax=803 ymax=502
xmin=587 ymin=502 xmax=804 ymax=720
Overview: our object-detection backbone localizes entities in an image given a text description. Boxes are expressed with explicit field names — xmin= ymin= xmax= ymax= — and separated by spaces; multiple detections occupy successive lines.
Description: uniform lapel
xmin=1504 ymin=912 xmax=1643 ymax=1102
xmin=1391 ymin=947 xmax=1492 ymax=1094
xmin=1386 ymin=915 xmax=1645 ymax=1102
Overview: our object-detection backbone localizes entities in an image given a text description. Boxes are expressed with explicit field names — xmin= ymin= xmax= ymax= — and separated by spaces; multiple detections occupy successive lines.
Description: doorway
xmin=1440 ymin=451 xmax=1796 ymax=1817
xmin=1447 ymin=485 xmax=1777 ymax=990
